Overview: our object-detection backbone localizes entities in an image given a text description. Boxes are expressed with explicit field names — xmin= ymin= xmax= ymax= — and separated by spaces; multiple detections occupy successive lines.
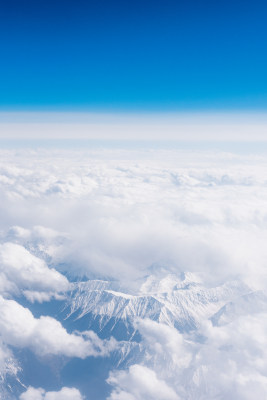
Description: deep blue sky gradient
xmin=0 ymin=0 xmax=267 ymax=110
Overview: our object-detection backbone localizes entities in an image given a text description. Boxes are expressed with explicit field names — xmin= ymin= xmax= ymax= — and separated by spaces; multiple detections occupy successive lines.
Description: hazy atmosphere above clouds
xmin=0 ymin=112 xmax=267 ymax=142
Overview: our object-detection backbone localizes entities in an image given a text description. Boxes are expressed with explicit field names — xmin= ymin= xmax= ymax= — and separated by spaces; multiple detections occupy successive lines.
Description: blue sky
xmin=1 ymin=0 xmax=267 ymax=111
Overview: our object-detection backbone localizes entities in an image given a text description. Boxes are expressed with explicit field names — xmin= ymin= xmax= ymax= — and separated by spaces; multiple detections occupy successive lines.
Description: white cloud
xmin=0 ymin=242 xmax=69 ymax=301
xmin=20 ymin=386 xmax=84 ymax=400
xmin=114 ymin=316 xmax=267 ymax=400
xmin=193 ymin=314 xmax=267 ymax=399
xmin=107 ymin=364 xmax=180 ymax=400
xmin=1 ymin=148 xmax=267 ymax=398
xmin=0 ymin=296 xmax=117 ymax=358
xmin=0 ymin=148 xmax=267 ymax=289
xmin=135 ymin=319 xmax=191 ymax=368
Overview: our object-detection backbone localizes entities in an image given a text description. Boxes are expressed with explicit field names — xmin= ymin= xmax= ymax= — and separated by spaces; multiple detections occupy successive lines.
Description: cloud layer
xmin=0 ymin=148 xmax=267 ymax=399
xmin=0 ymin=148 xmax=266 ymax=289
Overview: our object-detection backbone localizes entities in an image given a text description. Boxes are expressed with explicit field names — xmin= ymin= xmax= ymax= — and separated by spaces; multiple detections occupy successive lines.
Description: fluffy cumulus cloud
xmin=107 ymin=319 xmax=189 ymax=399
xmin=0 ymin=295 xmax=117 ymax=358
xmin=107 ymin=364 xmax=180 ymax=400
xmin=20 ymin=386 xmax=84 ymax=400
xmin=135 ymin=319 xmax=192 ymax=369
xmin=109 ymin=316 xmax=267 ymax=400
xmin=0 ymin=242 xmax=69 ymax=301
xmin=194 ymin=314 xmax=267 ymax=399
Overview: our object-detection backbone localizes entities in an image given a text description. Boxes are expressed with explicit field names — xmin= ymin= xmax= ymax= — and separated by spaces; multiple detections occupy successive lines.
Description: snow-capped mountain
xmin=64 ymin=272 xmax=251 ymax=339
xmin=1 ymin=270 xmax=265 ymax=400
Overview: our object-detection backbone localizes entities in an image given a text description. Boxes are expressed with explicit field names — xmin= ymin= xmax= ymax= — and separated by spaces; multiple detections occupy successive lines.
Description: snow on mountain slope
xmin=0 ymin=348 xmax=23 ymax=400
xmin=211 ymin=289 xmax=267 ymax=326
xmin=64 ymin=272 xmax=251 ymax=337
